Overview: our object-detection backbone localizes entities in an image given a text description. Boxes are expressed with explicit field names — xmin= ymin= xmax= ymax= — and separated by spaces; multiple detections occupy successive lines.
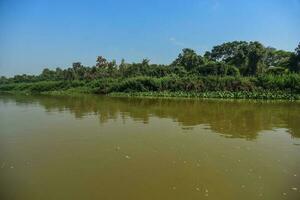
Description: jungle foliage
xmin=1 ymin=41 xmax=300 ymax=99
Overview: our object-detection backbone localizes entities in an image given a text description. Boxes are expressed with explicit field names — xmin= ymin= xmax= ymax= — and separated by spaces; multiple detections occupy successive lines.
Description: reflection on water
xmin=0 ymin=94 xmax=300 ymax=200
xmin=1 ymin=94 xmax=299 ymax=139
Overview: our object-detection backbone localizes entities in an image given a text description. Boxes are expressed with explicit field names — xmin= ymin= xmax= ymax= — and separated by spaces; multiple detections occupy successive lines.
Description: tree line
xmin=1 ymin=41 xmax=300 ymax=84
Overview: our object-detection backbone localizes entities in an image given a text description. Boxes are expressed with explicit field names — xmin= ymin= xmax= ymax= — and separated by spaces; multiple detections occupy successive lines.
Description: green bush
xmin=1 ymin=74 xmax=300 ymax=100
xmin=193 ymin=62 xmax=240 ymax=76
xmin=266 ymin=67 xmax=287 ymax=75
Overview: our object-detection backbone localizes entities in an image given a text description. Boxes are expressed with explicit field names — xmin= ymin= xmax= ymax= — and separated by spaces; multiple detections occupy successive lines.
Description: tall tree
xmin=288 ymin=43 xmax=300 ymax=72
xmin=72 ymin=62 xmax=85 ymax=80
xmin=96 ymin=56 xmax=108 ymax=68
xmin=246 ymin=42 xmax=267 ymax=75
xmin=264 ymin=48 xmax=292 ymax=68
xmin=172 ymin=48 xmax=204 ymax=71
xmin=209 ymin=41 xmax=248 ymax=67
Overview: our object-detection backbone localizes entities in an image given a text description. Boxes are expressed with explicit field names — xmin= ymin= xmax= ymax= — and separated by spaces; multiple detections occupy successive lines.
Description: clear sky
xmin=0 ymin=0 xmax=299 ymax=76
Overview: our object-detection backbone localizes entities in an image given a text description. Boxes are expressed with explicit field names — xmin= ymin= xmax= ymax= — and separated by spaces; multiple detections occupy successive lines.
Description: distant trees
xmin=265 ymin=49 xmax=292 ymax=68
xmin=1 ymin=41 xmax=299 ymax=85
xmin=96 ymin=56 xmax=108 ymax=68
xmin=0 ymin=76 xmax=8 ymax=84
xmin=171 ymin=41 xmax=276 ymax=76
xmin=41 ymin=68 xmax=56 ymax=80
xmin=71 ymin=62 xmax=83 ymax=80
xmin=172 ymin=48 xmax=204 ymax=71
xmin=203 ymin=41 xmax=266 ymax=75
xmin=207 ymin=41 xmax=248 ymax=66
xmin=245 ymin=42 xmax=266 ymax=75
xmin=288 ymin=43 xmax=300 ymax=72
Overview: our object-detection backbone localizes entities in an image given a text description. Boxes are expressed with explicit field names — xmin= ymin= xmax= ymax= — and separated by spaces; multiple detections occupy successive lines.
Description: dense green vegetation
xmin=1 ymin=41 xmax=300 ymax=99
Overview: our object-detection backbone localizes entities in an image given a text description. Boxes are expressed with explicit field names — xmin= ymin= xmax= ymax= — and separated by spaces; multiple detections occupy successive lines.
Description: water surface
xmin=0 ymin=94 xmax=300 ymax=200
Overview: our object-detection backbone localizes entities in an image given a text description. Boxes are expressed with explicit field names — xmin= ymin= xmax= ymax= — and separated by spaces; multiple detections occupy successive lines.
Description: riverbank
xmin=1 ymin=75 xmax=300 ymax=100
xmin=108 ymin=91 xmax=300 ymax=100
xmin=1 ymin=88 xmax=299 ymax=100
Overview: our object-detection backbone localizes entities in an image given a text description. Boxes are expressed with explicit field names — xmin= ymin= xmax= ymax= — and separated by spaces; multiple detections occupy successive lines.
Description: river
xmin=0 ymin=94 xmax=299 ymax=200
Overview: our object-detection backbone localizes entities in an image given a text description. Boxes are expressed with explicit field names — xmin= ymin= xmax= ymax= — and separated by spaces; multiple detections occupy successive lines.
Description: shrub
xmin=194 ymin=62 xmax=240 ymax=76
xmin=266 ymin=67 xmax=287 ymax=75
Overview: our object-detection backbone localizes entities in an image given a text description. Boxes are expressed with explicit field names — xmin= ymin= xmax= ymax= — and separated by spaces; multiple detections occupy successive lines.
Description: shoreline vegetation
xmin=1 ymin=41 xmax=300 ymax=100
xmin=1 ymin=76 xmax=299 ymax=100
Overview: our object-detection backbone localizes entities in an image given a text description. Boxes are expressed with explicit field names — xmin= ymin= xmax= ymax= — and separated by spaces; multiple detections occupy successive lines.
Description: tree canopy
xmin=1 ymin=41 xmax=299 ymax=84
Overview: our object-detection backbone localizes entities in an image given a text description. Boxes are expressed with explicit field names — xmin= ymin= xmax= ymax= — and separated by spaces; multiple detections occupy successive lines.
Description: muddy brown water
xmin=0 ymin=94 xmax=299 ymax=200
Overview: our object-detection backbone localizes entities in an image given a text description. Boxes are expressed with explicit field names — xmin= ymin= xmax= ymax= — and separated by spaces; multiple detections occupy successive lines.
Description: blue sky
xmin=0 ymin=0 xmax=299 ymax=76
